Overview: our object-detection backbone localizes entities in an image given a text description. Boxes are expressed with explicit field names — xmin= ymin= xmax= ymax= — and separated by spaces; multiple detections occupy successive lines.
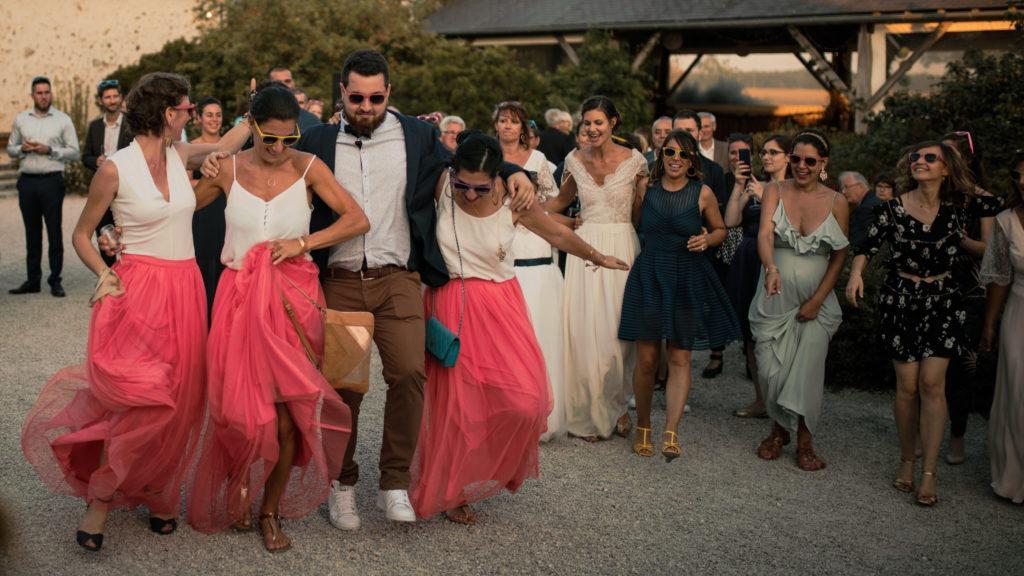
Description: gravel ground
xmin=1 ymin=195 xmax=1021 ymax=576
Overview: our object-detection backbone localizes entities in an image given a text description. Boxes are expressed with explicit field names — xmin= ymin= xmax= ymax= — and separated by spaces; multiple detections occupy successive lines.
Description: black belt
xmin=514 ymin=257 xmax=553 ymax=267
xmin=20 ymin=171 xmax=62 ymax=178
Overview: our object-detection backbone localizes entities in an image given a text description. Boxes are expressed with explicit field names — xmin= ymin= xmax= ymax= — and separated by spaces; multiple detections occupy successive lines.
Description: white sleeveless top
xmin=436 ymin=173 xmax=516 ymax=282
xmin=108 ymin=141 xmax=196 ymax=260
xmin=511 ymin=149 xmax=558 ymax=261
xmin=221 ymin=154 xmax=315 ymax=270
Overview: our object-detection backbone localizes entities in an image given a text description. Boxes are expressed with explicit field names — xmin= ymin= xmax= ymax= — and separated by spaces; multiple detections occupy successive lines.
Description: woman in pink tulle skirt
xmin=410 ymin=132 xmax=628 ymax=524
xmin=21 ymin=72 xmax=251 ymax=552
xmin=187 ymin=83 xmax=368 ymax=552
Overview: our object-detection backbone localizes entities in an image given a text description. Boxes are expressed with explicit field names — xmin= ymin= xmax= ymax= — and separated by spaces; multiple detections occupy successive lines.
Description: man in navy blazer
xmin=296 ymin=49 xmax=536 ymax=529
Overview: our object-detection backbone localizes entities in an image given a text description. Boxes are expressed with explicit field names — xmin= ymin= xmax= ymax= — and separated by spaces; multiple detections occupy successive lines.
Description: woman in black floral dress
xmin=846 ymin=141 xmax=1000 ymax=507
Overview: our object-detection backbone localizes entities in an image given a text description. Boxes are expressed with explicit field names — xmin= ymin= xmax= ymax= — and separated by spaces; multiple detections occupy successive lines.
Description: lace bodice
xmin=565 ymin=148 xmax=647 ymax=224
xmin=981 ymin=209 xmax=1024 ymax=296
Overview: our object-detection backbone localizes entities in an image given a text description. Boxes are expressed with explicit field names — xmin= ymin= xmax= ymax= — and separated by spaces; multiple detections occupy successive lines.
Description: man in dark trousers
xmin=6 ymin=76 xmax=80 ymax=297
xmin=82 ymin=79 xmax=132 ymax=267
xmin=294 ymin=50 xmax=536 ymax=529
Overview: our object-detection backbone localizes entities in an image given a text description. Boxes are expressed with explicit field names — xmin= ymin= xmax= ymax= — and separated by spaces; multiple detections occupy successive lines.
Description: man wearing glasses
xmin=839 ymin=170 xmax=881 ymax=252
xmin=6 ymin=76 xmax=80 ymax=297
xmin=82 ymin=79 xmax=132 ymax=267
xmin=293 ymin=49 xmax=536 ymax=530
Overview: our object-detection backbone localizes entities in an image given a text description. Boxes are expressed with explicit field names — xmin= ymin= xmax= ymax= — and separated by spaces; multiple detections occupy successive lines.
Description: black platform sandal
xmin=76 ymin=530 xmax=104 ymax=552
xmin=149 ymin=516 xmax=178 ymax=535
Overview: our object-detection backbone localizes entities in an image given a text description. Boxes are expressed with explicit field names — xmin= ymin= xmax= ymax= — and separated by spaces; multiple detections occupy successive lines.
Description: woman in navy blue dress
xmin=619 ymin=130 xmax=740 ymax=461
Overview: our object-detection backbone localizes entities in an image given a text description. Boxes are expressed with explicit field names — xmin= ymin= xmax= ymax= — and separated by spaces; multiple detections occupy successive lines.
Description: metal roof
xmin=425 ymin=1 xmax=1016 ymax=35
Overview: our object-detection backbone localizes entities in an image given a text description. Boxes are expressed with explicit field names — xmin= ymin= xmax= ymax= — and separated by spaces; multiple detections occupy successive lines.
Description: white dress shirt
xmin=327 ymin=113 xmax=410 ymax=271
xmin=6 ymin=107 xmax=80 ymax=174
xmin=103 ymin=113 xmax=123 ymax=156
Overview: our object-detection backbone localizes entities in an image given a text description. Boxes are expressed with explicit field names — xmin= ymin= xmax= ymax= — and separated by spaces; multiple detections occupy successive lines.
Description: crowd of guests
xmin=7 ymin=48 xmax=1022 ymax=556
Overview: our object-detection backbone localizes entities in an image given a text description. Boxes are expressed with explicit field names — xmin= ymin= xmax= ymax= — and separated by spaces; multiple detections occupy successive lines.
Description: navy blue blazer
xmin=298 ymin=111 xmax=452 ymax=287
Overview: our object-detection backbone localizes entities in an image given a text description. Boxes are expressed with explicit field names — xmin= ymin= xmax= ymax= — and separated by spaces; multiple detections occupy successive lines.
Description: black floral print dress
xmin=854 ymin=195 xmax=1002 ymax=361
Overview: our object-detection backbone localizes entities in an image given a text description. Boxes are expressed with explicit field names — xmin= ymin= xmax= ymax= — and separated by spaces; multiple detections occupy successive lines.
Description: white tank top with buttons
xmin=436 ymin=173 xmax=516 ymax=282
xmin=221 ymin=154 xmax=315 ymax=270
xmin=108 ymin=141 xmax=196 ymax=260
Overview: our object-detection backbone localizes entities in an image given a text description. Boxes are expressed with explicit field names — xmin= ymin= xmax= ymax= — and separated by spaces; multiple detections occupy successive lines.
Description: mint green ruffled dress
xmin=748 ymin=198 xmax=848 ymax=434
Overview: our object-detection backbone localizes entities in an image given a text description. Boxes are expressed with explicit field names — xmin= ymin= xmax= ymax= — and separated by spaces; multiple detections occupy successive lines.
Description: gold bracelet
xmin=766 ymin=264 xmax=779 ymax=274
xmin=297 ymin=236 xmax=307 ymax=253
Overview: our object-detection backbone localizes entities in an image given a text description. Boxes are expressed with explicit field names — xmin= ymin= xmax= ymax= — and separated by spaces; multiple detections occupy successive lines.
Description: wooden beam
xmin=788 ymin=26 xmax=853 ymax=96
xmin=556 ymin=34 xmax=580 ymax=66
xmin=793 ymin=51 xmax=833 ymax=92
xmin=865 ymin=22 xmax=950 ymax=109
xmin=631 ymin=32 xmax=662 ymax=72
xmin=667 ymin=53 xmax=704 ymax=97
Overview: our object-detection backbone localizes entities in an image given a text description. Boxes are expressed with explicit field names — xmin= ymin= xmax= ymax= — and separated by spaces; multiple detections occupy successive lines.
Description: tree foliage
xmin=108 ymin=1 xmax=655 ymax=135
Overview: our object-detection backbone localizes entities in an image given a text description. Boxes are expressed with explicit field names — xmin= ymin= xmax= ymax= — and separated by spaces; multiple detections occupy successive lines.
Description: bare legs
xmin=259 ymin=403 xmax=295 ymax=551
xmin=735 ymin=339 xmax=766 ymax=417
xmin=663 ymin=346 xmax=693 ymax=435
xmin=893 ymin=357 xmax=949 ymax=504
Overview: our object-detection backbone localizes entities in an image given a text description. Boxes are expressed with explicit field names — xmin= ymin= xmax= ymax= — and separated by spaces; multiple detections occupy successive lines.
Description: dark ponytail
xmin=452 ymin=130 xmax=503 ymax=177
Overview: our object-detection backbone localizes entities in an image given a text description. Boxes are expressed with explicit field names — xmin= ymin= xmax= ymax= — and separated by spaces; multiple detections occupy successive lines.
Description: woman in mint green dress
xmin=748 ymin=130 xmax=849 ymax=471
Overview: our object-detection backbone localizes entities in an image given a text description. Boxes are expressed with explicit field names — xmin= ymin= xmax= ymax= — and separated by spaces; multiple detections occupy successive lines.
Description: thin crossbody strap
xmin=431 ymin=179 xmax=466 ymax=337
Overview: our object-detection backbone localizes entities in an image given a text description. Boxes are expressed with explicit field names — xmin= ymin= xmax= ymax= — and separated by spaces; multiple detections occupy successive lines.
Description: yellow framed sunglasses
xmin=252 ymin=118 xmax=301 ymax=147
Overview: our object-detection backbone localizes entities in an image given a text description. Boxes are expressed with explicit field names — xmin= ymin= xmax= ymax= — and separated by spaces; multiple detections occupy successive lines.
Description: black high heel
xmin=76 ymin=530 xmax=104 ymax=552
xmin=148 ymin=516 xmax=178 ymax=535
xmin=702 ymin=353 xmax=724 ymax=378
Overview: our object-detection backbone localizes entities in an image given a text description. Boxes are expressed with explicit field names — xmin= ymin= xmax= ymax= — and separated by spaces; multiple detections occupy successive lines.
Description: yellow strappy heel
xmin=633 ymin=426 xmax=654 ymax=457
xmin=661 ymin=431 xmax=681 ymax=462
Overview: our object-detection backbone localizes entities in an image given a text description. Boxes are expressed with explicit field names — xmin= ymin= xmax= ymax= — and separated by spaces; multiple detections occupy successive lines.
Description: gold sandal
xmin=661 ymin=431 xmax=681 ymax=462
xmin=915 ymin=471 xmax=939 ymax=507
xmin=258 ymin=513 xmax=291 ymax=553
xmin=232 ymin=486 xmax=253 ymax=531
xmin=633 ymin=426 xmax=654 ymax=457
xmin=892 ymin=459 xmax=915 ymax=493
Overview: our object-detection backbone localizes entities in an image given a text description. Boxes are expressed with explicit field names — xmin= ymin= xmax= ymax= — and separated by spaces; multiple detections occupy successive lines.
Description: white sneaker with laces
xmin=376 ymin=489 xmax=416 ymax=522
xmin=328 ymin=481 xmax=360 ymax=531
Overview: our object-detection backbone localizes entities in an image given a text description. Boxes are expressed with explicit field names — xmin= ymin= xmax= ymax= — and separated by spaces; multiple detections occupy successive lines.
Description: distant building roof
xmin=426 ymin=1 xmax=1014 ymax=36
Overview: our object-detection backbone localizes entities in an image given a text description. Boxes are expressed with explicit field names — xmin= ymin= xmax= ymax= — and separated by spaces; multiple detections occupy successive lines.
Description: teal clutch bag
xmin=425 ymin=183 xmax=465 ymax=368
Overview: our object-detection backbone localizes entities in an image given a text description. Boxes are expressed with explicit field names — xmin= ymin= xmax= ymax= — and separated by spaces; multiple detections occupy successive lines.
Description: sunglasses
xmin=661 ymin=147 xmax=691 ymax=160
xmin=347 ymin=92 xmax=386 ymax=105
xmin=449 ymin=169 xmax=493 ymax=195
xmin=98 ymin=79 xmax=120 ymax=90
xmin=761 ymin=148 xmax=784 ymax=157
xmin=909 ymin=152 xmax=943 ymax=164
xmin=788 ymin=154 xmax=820 ymax=168
xmin=252 ymin=118 xmax=301 ymax=147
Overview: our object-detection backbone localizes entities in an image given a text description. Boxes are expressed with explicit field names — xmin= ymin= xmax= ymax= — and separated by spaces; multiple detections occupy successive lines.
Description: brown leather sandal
xmin=756 ymin=428 xmax=790 ymax=460
xmin=444 ymin=504 xmax=478 ymax=525
xmin=796 ymin=441 xmax=826 ymax=471
xmin=614 ymin=412 xmax=632 ymax=438
xmin=258 ymin=513 xmax=291 ymax=553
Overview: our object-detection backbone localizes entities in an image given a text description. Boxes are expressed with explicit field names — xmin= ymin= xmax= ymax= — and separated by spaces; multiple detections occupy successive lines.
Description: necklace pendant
xmin=497 ymin=247 xmax=506 ymax=262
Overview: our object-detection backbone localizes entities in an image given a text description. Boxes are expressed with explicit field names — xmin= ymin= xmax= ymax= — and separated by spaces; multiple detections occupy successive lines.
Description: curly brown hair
xmin=124 ymin=72 xmax=191 ymax=137
xmin=896 ymin=141 xmax=975 ymax=206
xmin=492 ymin=101 xmax=530 ymax=150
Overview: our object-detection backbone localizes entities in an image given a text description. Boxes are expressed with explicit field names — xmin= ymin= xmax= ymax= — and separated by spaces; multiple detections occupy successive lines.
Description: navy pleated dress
xmin=618 ymin=180 xmax=740 ymax=350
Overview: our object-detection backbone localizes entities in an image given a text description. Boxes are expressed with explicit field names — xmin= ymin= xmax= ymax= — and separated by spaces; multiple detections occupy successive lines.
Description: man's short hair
xmin=673 ymin=109 xmax=701 ymax=129
xmin=342 ymin=50 xmax=390 ymax=86
xmin=292 ymin=87 xmax=306 ymax=98
xmin=727 ymin=132 xmax=753 ymax=148
xmin=544 ymin=108 xmax=562 ymax=127
xmin=268 ymin=66 xmax=290 ymax=77
xmin=31 ymin=76 xmax=50 ymax=90
xmin=697 ymin=111 xmax=716 ymax=125
xmin=839 ymin=171 xmax=869 ymax=187
xmin=440 ymin=115 xmax=465 ymax=131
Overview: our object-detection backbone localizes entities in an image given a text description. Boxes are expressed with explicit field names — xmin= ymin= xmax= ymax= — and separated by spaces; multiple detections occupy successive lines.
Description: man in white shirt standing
xmin=82 ymin=79 xmax=132 ymax=267
xmin=6 ymin=76 xmax=80 ymax=297
xmin=697 ymin=111 xmax=729 ymax=170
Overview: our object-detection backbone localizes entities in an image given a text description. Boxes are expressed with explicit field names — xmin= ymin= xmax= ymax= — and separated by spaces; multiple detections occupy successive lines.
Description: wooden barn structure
xmin=426 ymin=1 xmax=1018 ymax=132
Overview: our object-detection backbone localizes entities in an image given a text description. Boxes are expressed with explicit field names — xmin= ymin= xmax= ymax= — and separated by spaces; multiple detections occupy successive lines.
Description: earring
xmin=819 ymin=169 xmax=827 ymax=182
xmin=687 ymin=166 xmax=697 ymax=177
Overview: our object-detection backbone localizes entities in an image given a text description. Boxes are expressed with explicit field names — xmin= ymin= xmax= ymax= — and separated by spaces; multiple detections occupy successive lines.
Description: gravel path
xmin=1 ymin=195 xmax=1021 ymax=576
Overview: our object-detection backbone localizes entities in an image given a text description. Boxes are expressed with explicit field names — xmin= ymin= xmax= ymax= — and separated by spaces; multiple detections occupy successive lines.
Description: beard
xmin=345 ymin=108 xmax=386 ymax=138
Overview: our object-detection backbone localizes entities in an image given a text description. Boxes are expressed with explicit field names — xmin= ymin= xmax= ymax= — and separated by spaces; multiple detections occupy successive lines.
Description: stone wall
xmin=0 ymin=0 xmax=200 ymax=130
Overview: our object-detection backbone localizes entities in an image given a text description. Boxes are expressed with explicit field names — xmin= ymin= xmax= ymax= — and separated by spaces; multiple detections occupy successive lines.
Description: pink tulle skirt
xmin=187 ymin=244 xmax=350 ymax=533
xmin=21 ymin=254 xmax=207 ymax=514
xmin=410 ymin=278 xmax=549 ymax=519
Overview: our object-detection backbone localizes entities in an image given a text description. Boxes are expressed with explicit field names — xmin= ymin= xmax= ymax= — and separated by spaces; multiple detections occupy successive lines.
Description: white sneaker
xmin=685 ymin=403 xmax=691 ymax=413
xmin=376 ymin=489 xmax=416 ymax=523
xmin=328 ymin=481 xmax=360 ymax=531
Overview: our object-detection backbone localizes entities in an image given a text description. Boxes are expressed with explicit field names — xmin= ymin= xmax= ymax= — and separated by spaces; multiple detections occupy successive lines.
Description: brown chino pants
xmin=322 ymin=269 xmax=425 ymax=490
